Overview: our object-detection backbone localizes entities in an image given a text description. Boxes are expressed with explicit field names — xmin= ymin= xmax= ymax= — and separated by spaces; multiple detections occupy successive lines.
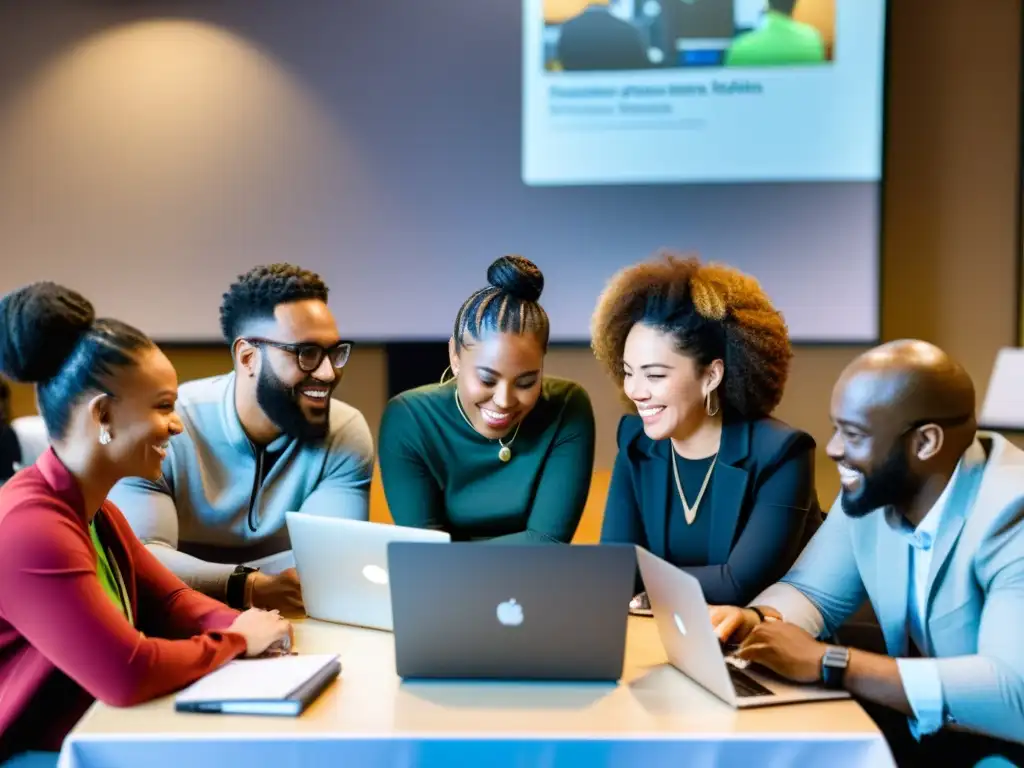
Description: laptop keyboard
xmin=727 ymin=665 xmax=774 ymax=698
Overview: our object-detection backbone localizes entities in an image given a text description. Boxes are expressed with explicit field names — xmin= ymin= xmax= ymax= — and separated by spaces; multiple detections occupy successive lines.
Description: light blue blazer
xmin=780 ymin=432 xmax=1024 ymax=743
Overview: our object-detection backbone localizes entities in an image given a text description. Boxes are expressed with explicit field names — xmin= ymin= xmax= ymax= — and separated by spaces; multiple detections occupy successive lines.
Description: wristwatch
xmin=821 ymin=645 xmax=850 ymax=690
xmin=226 ymin=565 xmax=258 ymax=610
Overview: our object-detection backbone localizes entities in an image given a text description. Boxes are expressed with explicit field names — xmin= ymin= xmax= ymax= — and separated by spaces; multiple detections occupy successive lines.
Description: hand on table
xmin=227 ymin=608 xmax=292 ymax=658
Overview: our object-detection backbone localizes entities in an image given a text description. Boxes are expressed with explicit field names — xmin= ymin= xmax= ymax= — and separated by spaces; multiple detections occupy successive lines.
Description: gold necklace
xmin=454 ymin=389 xmax=520 ymax=462
xmin=671 ymin=450 xmax=717 ymax=525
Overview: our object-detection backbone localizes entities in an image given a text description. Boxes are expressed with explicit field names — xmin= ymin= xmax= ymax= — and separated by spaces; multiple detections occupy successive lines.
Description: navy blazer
xmin=601 ymin=414 xmax=823 ymax=606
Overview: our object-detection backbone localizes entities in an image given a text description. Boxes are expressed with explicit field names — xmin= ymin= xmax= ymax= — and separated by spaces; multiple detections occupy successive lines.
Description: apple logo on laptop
xmin=673 ymin=612 xmax=687 ymax=636
xmin=362 ymin=564 xmax=389 ymax=585
xmin=496 ymin=598 xmax=524 ymax=626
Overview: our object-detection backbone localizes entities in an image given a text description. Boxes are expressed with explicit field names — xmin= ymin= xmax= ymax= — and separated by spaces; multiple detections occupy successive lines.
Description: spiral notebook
xmin=175 ymin=654 xmax=341 ymax=716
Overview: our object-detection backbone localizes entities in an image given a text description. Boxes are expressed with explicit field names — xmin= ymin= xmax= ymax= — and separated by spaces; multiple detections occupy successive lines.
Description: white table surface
xmin=58 ymin=616 xmax=895 ymax=768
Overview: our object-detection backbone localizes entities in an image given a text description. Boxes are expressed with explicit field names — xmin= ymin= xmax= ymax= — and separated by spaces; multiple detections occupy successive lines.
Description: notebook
xmin=175 ymin=654 xmax=341 ymax=716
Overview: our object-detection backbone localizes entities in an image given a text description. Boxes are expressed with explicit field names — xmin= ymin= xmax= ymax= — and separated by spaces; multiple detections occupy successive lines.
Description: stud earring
xmin=98 ymin=425 xmax=113 ymax=445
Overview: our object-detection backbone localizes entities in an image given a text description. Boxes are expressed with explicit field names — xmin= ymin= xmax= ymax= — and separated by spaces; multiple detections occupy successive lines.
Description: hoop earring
xmin=439 ymin=365 xmax=456 ymax=384
xmin=98 ymin=425 xmax=113 ymax=445
xmin=704 ymin=390 xmax=720 ymax=417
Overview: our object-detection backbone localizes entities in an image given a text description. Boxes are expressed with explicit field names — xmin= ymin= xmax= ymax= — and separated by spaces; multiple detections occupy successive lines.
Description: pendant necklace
xmin=671 ymin=450 xmax=718 ymax=525
xmin=454 ymin=389 xmax=520 ymax=462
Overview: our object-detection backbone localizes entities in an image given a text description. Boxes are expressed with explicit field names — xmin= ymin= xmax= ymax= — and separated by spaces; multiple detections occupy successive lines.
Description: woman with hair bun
xmin=379 ymin=255 xmax=596 ymax=543
xmin=0 ymin=283 xmax=291 ymax=763
xmin=592 ymin=253 xmax=822 ymax=608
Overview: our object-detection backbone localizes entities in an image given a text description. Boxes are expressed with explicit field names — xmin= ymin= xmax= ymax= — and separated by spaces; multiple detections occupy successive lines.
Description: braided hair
xmin=453 ymin=256 xmax=550 ymax=350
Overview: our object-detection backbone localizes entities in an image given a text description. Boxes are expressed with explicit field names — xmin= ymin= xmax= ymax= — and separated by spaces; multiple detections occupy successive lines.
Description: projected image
xmin=542 ymin=0 xmax=835 ymax=72
xmin=524 ymin=0 xmax=885 ymax=185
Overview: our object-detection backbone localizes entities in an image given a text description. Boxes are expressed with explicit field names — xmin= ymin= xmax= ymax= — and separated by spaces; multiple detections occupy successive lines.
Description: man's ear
xmin=234 ymin=339 xmax=258 ymax=378
xmin=912 ymin=424 xmax=944 ymax=462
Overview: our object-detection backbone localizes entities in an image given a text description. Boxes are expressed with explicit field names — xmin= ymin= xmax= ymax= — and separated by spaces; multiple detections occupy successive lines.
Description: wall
xmin=6 ymin=0 xmax=1022 ymax=509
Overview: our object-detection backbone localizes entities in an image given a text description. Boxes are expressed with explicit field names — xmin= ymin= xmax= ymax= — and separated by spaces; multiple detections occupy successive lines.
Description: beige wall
xmin=8 ymin=0 xmax=1022 ymax=509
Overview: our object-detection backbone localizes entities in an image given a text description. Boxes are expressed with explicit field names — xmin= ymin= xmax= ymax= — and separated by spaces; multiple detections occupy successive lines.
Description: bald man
xmin=711 ymin=341 xmax=1024 ymax=767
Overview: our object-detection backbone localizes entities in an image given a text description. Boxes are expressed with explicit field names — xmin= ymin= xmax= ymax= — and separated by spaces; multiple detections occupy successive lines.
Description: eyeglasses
xmin=244 ymin=338 xmax=353 ymax=373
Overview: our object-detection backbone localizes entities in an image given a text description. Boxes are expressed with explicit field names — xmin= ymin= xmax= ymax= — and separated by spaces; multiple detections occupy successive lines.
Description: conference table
xmin=57 ymin=617 xmax=895 ymax=768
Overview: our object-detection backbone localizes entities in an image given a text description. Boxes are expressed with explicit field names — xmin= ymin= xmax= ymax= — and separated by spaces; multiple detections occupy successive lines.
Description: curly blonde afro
xmin=591 ymin=252 xmax=792 ymax=419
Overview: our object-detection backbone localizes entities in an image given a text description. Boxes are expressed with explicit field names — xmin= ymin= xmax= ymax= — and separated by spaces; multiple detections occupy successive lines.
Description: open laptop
xmin=286 ymin=513 xmax=450 ymax=631
xmin=387 ymin=542 xmax=636 ymax=681
xmin=635 ymin=546 xmax=850 ymax=708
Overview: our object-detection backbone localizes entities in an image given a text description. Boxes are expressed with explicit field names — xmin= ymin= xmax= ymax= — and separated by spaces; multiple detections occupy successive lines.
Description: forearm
xmin=684 ymin=564 xmax=749 ymax=606
xmin=844 ymin=649 xmax=914 ymax=716
xmin=145 ymin=543 xmax=235 ymax=601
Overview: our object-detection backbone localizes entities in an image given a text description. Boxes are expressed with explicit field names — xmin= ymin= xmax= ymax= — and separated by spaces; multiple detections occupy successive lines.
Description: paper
xmin=176 ymin=654 xmax=338 ymax=704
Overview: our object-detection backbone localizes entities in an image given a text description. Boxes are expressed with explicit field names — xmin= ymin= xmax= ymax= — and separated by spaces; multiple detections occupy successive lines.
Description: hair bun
xmin=0 ymin=282 xmax=95 ymax=383
xmin=486 ymin=255 xmax=544 ymax=303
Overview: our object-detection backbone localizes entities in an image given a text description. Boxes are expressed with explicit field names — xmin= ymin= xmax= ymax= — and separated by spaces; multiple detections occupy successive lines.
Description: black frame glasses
xmin=244 ymin=338 xmax=354 ymax=373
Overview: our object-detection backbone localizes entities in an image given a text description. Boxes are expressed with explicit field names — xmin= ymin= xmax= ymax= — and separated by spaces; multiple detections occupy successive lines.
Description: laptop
xmin=286 ymin=513 xmax=450 ymax=631
xmin=635 ymin=546 xmax=850 ymax=708
xmin=387 ymin=542 xmax=636 ymax=681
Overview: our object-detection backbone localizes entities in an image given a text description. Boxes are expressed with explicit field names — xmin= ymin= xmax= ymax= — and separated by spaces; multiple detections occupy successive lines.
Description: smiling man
xmin=109 ymin=265 xmax=373 ymax=616
xmin=710 ymin=340 xmax=1024 ymax=767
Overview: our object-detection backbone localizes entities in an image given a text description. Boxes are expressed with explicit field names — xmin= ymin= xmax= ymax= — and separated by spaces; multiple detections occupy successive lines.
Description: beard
xmin=840 ymin=443 xmax=923 ymax=518
xmin=255 ymin=364 xmax=331 ymax=442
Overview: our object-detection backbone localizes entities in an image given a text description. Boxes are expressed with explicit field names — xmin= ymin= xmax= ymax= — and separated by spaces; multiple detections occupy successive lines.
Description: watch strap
xmin=226 ymin=565 xmax=257 ymax=610
xmin=821 ymin=645 xmax=850 ymax=690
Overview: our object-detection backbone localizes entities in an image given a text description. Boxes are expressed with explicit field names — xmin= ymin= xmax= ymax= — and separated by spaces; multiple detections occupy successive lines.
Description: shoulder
xmin=0 ymin=470 xmax=85 ymax=566
xmin=174 ymin=373 xmax=232 ymax=428
xmin=386 ymin=381 xmax=450 ymax=413
xmin=322 ymin=399 xmax=374 ymax=469
xmin=176 ymin=373 xmax=231 ymax=407
xmin=541 ymin=376 xmax=594 ymax=416
xmin=727 ymin=31 xmax=761 ymax=52
xmin=961 ymin=435 xmax=1024 ymax=576
xmin=744 ymin=417 xmax=816 ymax=463
xmin=792 ymin=19 xmax=825 ymax=42
xmin=615 ymin=413 xmax=646 ymax=452
xmin=969 ymin=434 xmax=1024 ymax=531
xmin=381 ymin=382 xmax=451 ymax=435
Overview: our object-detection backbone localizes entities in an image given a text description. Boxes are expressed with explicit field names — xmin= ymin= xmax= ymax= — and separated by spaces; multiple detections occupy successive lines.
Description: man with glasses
xmin=110 ymin=264 xmax=374 ymax=615
xmin=709 ymin=340 xmax=1024 ymax=767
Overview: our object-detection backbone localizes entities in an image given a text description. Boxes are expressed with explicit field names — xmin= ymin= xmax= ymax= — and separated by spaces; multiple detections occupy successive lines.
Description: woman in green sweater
xmin=378 ymin=256 xmax=596 ymax=543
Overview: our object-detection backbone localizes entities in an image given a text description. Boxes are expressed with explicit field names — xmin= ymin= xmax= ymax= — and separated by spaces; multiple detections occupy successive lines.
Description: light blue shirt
xmin=886 ymin=464 xmax=960 ymax=737
xmin=755 ymin=465 xmax=964 ymax=739
xmin=108 ymin=372 xmax=374 ymax=598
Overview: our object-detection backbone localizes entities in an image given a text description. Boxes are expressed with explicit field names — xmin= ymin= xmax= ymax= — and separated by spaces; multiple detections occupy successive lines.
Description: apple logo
xmin=362 ymin=564 xmax=389 ymax=585
xmin=673 ymin=612 xmax=687 ymax=636
xmin=496 ymin=598 xmax=524 ymax=627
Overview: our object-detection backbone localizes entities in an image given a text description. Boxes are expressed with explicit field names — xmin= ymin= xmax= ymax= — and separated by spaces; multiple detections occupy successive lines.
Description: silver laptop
xmin=635 ymin=546 xmax=850 ymax=708
xmin=387 ymin=542 xmax=636 ymax=681
xmin=286 ymin=513 xmax=450 ymax=631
